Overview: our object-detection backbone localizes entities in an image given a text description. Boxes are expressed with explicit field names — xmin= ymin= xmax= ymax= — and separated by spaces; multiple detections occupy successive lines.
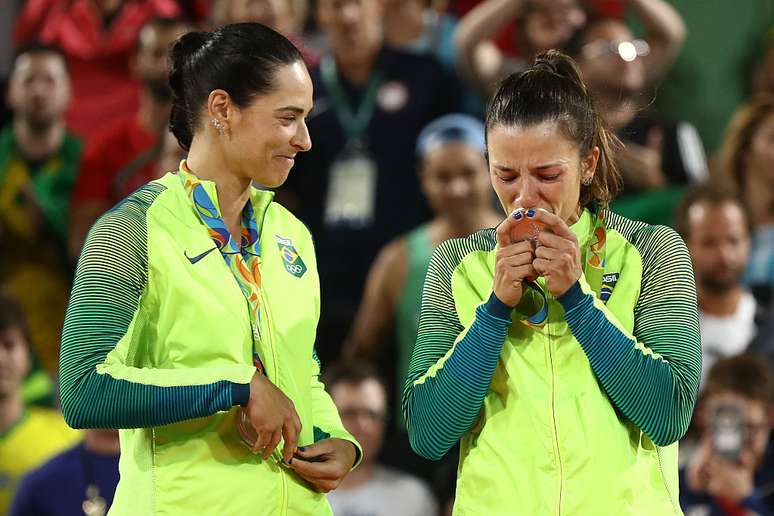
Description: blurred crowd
xmin=0 ymin=0 xmax=773 ymax=515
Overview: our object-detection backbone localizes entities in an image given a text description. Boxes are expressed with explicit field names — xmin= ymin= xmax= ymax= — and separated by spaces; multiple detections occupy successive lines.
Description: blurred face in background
xmin=331 ymin=379 xmax=387 ymax=467
xmin=421 ymin=142 xmax=492 ymax=223
xmin=220 ymin=0 xmax=295 ymax=34
xmin=703 ymin=391 xmax=771 ymax=468
xmin=523 ymin=0 xmax=586 ymax=54
xmin=575 ymin=19 xmax=646 ymax=102
xmin=317 ymin=0 xmax=383 ymax=63
xmin=686 ymin=200 xmax=750 ymax=294
xmin=135 ymin=21 xmax=191 ymax=101
xmin=0 ymin=328 xmax=30 ymax=400
xmin=7 ymin=52 xmax=70 ymax=131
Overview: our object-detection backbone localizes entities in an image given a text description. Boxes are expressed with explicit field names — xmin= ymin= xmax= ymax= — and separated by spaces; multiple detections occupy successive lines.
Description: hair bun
xmin=531 ymin=49 xmax=588 ymax=95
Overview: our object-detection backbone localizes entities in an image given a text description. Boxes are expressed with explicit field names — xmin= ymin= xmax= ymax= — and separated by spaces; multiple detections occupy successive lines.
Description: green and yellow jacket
xmin=60 ymin=171 xmax=360 ymax=515
xmin=403 ymin=208 xmax=701 ymax=515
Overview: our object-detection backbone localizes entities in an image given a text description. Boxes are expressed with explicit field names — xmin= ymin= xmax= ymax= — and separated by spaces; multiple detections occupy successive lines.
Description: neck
xmin=185 ymin=141 xmax=252 ymax=236
xmin=12 ymin=117 xmax=65 ymax=163
xmin=84 ymin=430 xmax=121 ymax=455
xmin=138 ymin=88 xmax=171 ymax=136
xmin=338 ymin=461 xmax=376 ymax=489
xmin=334 ymin=41 xmax=381 ymax=85
xmin=698 ymin=285 xmax=744 ymax=316
xmin=383 ymin=2 xmax=425 ymax=46
xmin=0 ymin=393 xmax=24 ymax=433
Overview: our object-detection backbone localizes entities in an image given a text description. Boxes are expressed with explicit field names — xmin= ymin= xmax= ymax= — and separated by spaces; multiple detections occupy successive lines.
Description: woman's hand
xmin=493 ymin=214 xmax=538 ymax=307
xmin=289 ymin=438 xmax=358 ymax=493
xmin=244 ymin=372 xmax=302 ymax=463
xmin=531 ymin=210 xmax=582 ymax=297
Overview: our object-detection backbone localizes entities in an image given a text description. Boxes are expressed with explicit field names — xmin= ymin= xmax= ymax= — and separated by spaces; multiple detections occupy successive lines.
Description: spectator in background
xmin=383 ymin=0 xmax=458 ymax=73
xmin=209 ymin=0 xmax=318 ymax=66
xmin=717 ymin=96 xmax=774 ymax=299
xmin=324 ymin=361 xmax=438 ymax=516
xmin=564 ymin=3 xmax=707 ymax=226
xmin=681 ymin=354 xmax=774 ymax=516
xmin=0 ymin=295 xmax=80 ymax=515
xmin=279 ymin=0 xmax=463 ymax=363
xmin=14 ymin=0 xmax=180 ymax=141
xmin=343 ymin=114 xmax=499 ymax=430
xmin=10 ymin=429 xmax=120 ymax=516
xmin=675 ymin=182 xmax=768 ymax=384
xmin=0 ymin=43 xmax=79 ymax=375
xmin=455 ymin=0 xmax=587 ymax=99
xmin=68 ymin=17 xmax=190 ymax=259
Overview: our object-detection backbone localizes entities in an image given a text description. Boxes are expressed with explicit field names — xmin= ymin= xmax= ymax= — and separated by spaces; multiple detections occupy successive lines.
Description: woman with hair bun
xmin=403 ymin=50 xmax=701 ymax=514
xmin=59 ymin=23 xmax=360 ymax=515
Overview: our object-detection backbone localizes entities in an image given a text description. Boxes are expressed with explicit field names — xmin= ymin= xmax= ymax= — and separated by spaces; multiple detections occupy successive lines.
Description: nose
xmin=341 ymin=2 xmax=360 ymax=24
xmin=292 ymin=119 xmax=312 ymax=152
xmin=517 ymin=176 xmax=539 ymax=207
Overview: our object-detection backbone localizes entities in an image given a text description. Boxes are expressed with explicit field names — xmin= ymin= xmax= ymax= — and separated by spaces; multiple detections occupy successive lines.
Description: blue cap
xmin=416 ymin=113 xmax=486 ymax=159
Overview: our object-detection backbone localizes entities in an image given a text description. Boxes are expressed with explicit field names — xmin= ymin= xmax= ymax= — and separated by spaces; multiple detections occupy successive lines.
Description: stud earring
xmin=582 ymin=176 xmax=593 ymax=186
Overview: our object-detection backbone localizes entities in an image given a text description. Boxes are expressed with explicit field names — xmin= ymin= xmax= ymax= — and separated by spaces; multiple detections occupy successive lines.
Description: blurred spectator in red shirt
xmin=14 ymin=0 xmax=181 ymax=141
xmin=68 ymin=17 xmax=190 ymax=259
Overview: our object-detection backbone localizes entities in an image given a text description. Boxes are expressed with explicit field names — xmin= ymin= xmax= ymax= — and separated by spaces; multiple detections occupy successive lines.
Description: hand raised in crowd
xmin=687 ymin=437 xmax=755 ymax=503
xmin=244 ymin=372 xmax=302 ymax=463
xmin=289 ymin=438 xmax=358 ymax=493
xmin=530 ymin=209 xmax=582 ymax=298
xmin=493 ymin=212 xmax=538 ymax=307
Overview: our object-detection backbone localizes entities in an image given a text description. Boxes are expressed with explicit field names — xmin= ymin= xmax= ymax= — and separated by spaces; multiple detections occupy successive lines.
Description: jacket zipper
xmin=256 ymin=284 xmax=289 ymax=516
xmin=546 ymin=322 xmax=563 ymax=516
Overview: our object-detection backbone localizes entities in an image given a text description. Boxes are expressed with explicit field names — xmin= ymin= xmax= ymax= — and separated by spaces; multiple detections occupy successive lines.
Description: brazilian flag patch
xmin=276 ymin=235 xmax=307 ymax=278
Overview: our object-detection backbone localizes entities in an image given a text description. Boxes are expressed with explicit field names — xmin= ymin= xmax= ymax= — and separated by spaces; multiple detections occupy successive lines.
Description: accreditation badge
xmin=324 ymin=140 xmax=377 ymax=229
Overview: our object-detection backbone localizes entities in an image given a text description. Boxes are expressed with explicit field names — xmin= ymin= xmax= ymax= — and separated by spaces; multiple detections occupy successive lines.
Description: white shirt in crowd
xmin=327 ymin=465 xmax=438 ymax=516
xmin=699 ymin=290 xmax=757 ymax=384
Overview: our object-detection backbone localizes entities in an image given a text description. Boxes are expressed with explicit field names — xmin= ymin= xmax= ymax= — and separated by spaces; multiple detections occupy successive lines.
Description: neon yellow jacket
xmin=60 ymin=171 xmax=360 ymax=515
xmin=403 ymin=208 xmax=701 ymax=515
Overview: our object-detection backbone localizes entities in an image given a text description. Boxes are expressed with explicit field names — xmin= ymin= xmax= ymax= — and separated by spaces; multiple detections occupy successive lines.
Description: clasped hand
xmin=494 ymin=208 xmax=581 ymax=306
xmin=244 ymin=373 xmax=356 ymax=492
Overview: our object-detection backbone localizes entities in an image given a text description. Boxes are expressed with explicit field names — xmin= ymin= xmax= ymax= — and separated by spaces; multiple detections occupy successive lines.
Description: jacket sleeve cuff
xmin=231 ymin=382 xmax=250 ymax=407
xmin=557 ymin=281 xmax=585 ymax=311
xmin=485 ymin=291 xmax=514 ymax=320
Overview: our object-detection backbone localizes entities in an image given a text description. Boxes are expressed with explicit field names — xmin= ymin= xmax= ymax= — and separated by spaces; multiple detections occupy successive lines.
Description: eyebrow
xmin=274 ymin=106 xmax=309 ymax=115
xmin=491 ymin=161 xmax=567 ymax=172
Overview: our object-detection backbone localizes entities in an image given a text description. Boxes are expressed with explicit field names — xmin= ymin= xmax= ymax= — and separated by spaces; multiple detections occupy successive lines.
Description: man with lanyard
xmin=0 ymin=43 xmax=80 ymax=378
xmin=280 ymin=0 xmax=464 ymax=362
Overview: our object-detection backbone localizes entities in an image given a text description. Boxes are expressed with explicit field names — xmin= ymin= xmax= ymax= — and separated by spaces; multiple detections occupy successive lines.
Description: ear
xmin=581 ymin=145 xmax=600 ymax=183
xmin=206 ymin=89 xmax=236 ymax=132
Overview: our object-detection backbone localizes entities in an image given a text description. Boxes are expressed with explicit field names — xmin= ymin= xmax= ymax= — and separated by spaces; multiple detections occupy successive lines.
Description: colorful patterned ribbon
xmin=178 ymin=162 xmax=265 ymax=373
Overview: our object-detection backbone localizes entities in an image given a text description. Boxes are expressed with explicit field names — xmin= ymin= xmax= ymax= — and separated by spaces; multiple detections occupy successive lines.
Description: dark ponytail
xmin=167 ymin=23 xmax=304 ymax=151
xmin=485 ymin=49 xmax=622 ymax=208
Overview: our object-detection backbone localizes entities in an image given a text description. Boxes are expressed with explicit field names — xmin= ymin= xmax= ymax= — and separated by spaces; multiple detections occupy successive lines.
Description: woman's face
xmin=745 ymin=112 xmax=774 ymax=185
xmin=487 ymin=121 xmax=598 ymax=223
xmin=420 ymin=142 xmax=492 ymax=221
xmin=226 ymin=61 xmax=313 ymax=188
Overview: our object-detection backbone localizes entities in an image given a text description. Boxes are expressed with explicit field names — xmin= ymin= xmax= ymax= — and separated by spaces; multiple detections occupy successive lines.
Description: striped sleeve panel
xmin=401 ymin=229 xmax=513 ymax=461
xmin=59 ymin=184 xmax=247 ymax=430
xmin=557 ymin=212 xmax=701 ymax=446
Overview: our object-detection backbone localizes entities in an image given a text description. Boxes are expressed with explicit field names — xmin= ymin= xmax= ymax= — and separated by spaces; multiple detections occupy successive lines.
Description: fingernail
xmin=513 ymin=211 xmax=522 ymax=220
xmin=526 ymin=209 xmax=535 ymax=218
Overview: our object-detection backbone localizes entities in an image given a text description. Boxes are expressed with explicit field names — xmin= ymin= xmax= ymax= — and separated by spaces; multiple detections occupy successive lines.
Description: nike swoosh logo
xmin=184 ymin=247 xmax=217 ymax=264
